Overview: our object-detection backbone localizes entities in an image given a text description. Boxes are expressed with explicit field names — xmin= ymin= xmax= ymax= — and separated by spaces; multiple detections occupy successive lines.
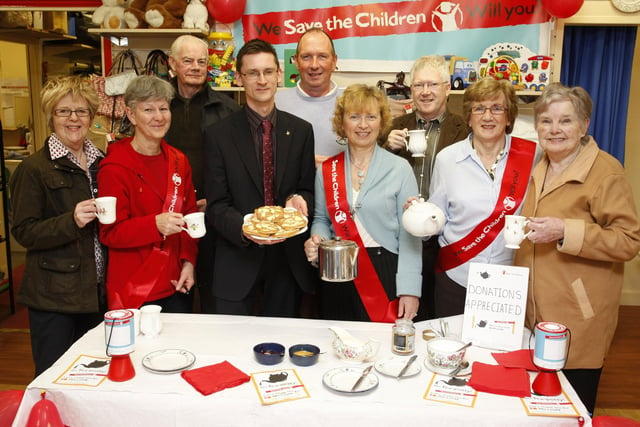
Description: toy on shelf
xmin=208 ymin=31 xmax=236 ymax=87
xmin=478 ymin=42 xmax=552 ymax=92
xmin=447 ymin=55 xmax=478 ymax=90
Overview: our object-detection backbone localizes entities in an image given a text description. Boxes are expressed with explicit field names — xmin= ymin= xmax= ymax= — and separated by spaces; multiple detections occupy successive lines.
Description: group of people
xmin=9 ymin=29 xmax=640 ymax=415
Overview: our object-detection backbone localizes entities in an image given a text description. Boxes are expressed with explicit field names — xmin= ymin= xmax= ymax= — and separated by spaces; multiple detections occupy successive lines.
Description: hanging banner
xmin=234 ymin=0 xmax=552 ymax=72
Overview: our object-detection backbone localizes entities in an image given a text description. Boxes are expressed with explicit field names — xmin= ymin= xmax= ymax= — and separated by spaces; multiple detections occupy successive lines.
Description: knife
xmin=396 ymin=354 xmax=418 ymax=379
xmin=350 ymin=365 xmax=373 ymax=392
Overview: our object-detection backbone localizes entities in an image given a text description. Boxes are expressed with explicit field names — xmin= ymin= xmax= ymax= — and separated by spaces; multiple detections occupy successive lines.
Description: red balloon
xmin=26 ymin=391 xmax=64 ymax=427
xmin=207 ymin=0 xmax=247 ymax=24
xmin=542 ymin=0 xmax=584 ymax=19
xmin=0 ymin=390 xmax=24 ymax=427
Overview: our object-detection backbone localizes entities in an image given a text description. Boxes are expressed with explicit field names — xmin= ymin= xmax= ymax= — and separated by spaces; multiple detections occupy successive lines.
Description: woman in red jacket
xmin=98 ymin=75 xmax=198 ymax=312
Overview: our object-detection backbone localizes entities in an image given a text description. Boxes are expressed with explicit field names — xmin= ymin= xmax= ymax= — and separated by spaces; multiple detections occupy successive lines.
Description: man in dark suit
xmin=381 ymin=55 xmax=469 ymax=320
xmin=203 ymin=39 xmax=316 ymax=317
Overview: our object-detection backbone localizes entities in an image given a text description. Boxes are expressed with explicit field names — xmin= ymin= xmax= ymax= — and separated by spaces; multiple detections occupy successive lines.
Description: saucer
xmin=423 ymin=357 xmax=471 ymax=377
xmin=142 ymin=349 xmax=196 ymax=374
xmin=322 ymin=366 xmax=379 ymax=393
xmin=375 ymin=357 xmax=421 ymax=378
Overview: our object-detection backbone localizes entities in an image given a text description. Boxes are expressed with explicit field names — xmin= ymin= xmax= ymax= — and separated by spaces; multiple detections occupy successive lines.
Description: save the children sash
xmin=436 ymin=137 xmax=536 ymax=273
xmin=323 ymin=152 xmax=398 ymax=322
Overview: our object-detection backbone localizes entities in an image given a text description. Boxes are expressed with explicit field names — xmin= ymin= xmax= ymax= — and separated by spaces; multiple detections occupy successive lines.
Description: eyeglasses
xmin=471 ymin=105 xmax=507 ymax=115
xmin=411 ymin=81 xmax=448 ymax=91
xmin=54 ymin=108 xmax=91 ymax=117
xmin=240 ymin=68 xmax=278 ymax=81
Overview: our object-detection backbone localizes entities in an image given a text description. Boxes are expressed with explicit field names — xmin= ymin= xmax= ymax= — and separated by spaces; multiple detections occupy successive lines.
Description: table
xmin=12 ymin=314 xmax=591 ymax=427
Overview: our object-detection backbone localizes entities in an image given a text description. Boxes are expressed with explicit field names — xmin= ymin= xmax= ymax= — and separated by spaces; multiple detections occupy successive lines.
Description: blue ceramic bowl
xmin=288 ymin=344 xmax=320 ymax=367
xmin=253 ymin=342 xmax=285 ymax=365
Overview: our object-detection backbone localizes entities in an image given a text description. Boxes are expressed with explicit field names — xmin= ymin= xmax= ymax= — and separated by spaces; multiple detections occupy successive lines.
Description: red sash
xmin=436 ymin=137 xmax=536 ymax=273
xmin=323 ymin=152 xmax=398 ymax=323
xmin=113 ymin=144 xmax=187 ymax=309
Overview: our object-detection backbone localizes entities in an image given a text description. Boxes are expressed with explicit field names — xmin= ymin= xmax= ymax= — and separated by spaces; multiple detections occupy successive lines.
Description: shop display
xmin=208 ymin=31 xmax=236 ymax=87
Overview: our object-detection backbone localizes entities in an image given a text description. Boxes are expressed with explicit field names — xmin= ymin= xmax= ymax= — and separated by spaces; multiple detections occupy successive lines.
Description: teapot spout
xmin=329 ymin=326 xmax=362 ymax=347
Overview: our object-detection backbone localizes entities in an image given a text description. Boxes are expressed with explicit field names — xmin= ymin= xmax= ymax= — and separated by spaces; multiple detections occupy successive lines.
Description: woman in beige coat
xmin=513 ymin=83 xmax=640 ymax=415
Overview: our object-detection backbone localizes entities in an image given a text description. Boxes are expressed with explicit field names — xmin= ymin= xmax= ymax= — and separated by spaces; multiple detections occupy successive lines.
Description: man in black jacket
xmin=166 ymin=35 xmax=240 ymax=313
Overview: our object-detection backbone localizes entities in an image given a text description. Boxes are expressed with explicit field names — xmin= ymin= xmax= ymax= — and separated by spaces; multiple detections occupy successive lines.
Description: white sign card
xmin=424 ymin=373 xmax=478 ymax=407
xmin=53 ymin=354 xmax=110 ymax=387
xmin=520 ymin=391 xmax=581 ymax=417
xmin=251 ymin=369 xmax=310 ymax=405
xmin=461 ymin=263 xmax=529 ymax=351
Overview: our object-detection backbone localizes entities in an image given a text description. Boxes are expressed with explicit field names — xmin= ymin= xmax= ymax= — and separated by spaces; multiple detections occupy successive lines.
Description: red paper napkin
xmin=467 ymin=362 xmax=531 ymax=397
xmin=181 ymin=361 xmax=250 ymax=396
xmin=492 ymin=349 xmax=538 ymax=371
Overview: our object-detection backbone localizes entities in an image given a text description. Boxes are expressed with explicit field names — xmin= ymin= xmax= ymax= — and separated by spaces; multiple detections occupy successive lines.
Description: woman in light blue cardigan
xmin=304 ymin=84 xmax=422 ymax=322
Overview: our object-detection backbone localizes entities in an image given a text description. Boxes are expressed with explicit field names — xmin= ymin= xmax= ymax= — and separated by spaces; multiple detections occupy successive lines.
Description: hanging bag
xmin=145 ymin=49 xmax=170 ymax=80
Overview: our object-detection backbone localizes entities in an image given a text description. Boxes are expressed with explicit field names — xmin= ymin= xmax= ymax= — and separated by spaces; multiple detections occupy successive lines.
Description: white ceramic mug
xmin=94 ymin=196 xmax=117 ymax=224
xmin=405 ymin=129 xmax=427 ymax=157
xmin=504 ymin=215 xmax=531 ymax=249
xmin=182 ymin=212 xmax=206 ymax=238
xmin=139 ymin=304 xmax=162 ymax=337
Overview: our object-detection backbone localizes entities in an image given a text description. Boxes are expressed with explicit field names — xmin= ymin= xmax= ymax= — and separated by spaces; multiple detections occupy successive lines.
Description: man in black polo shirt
xmin=166 ymin=34 xmax=240 ymax=313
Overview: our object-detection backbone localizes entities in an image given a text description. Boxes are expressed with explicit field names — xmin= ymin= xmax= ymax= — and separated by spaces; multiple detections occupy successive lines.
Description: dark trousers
xmin=145 ymin=291 xmax=193 ymax=313
xmin=434 ymin=271 xmax=467 ymax=318
xmin=28 ymin=308 xmax=104 ymax=377
xmin=195 ymin=230 xmax=216 ymax=314
xmin=214 ymin=244 xmax=301 ymax=318
xmin=319 ymin=247 xmax=397 ymax=322
xmin=563 ymin=368 xmax=602 ymax=416
xmin=416 ymin=238 xmax=439 ymax=321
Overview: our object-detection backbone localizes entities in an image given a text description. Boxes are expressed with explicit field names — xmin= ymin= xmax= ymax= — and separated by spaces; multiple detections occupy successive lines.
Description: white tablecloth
xmin=12 ymin=314 xmax=591 ymax=427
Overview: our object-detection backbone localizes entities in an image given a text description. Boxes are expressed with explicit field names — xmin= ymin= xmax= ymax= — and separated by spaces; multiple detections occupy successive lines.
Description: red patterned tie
xmin=262 ymin=119 xmax=275 ymax=205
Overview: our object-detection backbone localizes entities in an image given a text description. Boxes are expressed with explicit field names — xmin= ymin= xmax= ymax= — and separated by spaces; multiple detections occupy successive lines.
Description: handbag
xmin=91 ymin=49 xmax=142 ymax=132
xmin=145 ymin=49 xmax=170 ymax=81
xmin=105 ymin=49 xmax=141 ymax=96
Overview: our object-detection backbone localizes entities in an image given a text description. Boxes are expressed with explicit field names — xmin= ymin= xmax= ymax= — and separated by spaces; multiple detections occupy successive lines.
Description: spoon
xmin=448 ymin=360 xmax=470 ymax=377
xmin=455 ymin=341 xmax=472 ymax=352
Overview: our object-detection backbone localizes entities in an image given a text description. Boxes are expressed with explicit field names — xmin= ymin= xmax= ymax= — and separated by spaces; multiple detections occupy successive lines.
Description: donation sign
xmin=461 ymin=262 xmax=529 ymax=350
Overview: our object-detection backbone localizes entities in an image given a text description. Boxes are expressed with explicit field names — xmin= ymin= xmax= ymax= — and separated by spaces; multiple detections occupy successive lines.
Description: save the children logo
xmin=432 ymin=1 xmax=463 ymax=32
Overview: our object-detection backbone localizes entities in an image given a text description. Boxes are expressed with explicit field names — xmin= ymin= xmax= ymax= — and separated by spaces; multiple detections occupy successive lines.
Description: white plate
xmin=322 ymin=366 xmax=379 ymax=393
xmin=375 ymin=357 xmax=422 ymax=378
xmin=242 ymin=208 xmax=308 ymax=241
xmin=142 ymin=349 xmax=196 ymax=374
xmin=423 ymin=358 xmax=471 ymax=377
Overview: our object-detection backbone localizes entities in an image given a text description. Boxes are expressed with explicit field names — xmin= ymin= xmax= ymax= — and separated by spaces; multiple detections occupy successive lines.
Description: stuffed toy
xmin=123 ymin=0 xmax=149 ymax=29
xmin=92 ymin=0 xmax=132 ymax=29
xmin=147 ymin=0 xmax=188 ymax=28
xmin=182 ymin=0 xmax=209 ymax=32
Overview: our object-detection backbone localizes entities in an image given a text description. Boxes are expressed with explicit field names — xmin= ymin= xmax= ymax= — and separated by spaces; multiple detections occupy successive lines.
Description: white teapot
xmin=402 ymin=198 xmax=446 ymax=237
xmin=329 ymin=326 xmax=380 ymax=362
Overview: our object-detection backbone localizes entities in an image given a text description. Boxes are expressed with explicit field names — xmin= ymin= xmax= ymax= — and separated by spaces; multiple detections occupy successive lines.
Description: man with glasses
xmin=203 ymin=39 xmax=316 ymax=317
xmin=381 ymin=55 xmax=469 ymax=320
xmin=165 ymin=35 xmax=240 ymax=314
xmin=275 ymin=28 xmax=343 ymax=168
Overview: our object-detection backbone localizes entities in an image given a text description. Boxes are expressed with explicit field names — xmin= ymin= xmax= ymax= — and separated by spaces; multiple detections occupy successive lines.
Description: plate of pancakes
xmin=243 ymin=206 xmax=308 ymax=241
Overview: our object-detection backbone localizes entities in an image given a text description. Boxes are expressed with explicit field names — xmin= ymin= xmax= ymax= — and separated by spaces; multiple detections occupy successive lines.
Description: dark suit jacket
xmin=203 ymin=106 xmax=316 ymax=300
xmin=380 ymin=108 xmax=470 ymax=166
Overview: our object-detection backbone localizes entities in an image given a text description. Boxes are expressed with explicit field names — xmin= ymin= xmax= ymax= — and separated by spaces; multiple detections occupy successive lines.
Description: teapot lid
xmin=320 ymin=236 xmax=358 ymax=249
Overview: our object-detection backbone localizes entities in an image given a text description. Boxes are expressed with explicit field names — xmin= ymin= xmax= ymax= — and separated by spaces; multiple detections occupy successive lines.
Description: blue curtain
xmin=561 ymin=26 xmax=637 ymax=164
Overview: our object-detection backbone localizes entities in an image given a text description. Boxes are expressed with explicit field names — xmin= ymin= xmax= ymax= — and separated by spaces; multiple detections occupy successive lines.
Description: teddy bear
xmin=182 ymin=0 xmax=209 ymax=32
xmin=124 ymin=0 xmax=188 ymax=29
xmin=92 ymin=0 xmax=133 ymax=29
